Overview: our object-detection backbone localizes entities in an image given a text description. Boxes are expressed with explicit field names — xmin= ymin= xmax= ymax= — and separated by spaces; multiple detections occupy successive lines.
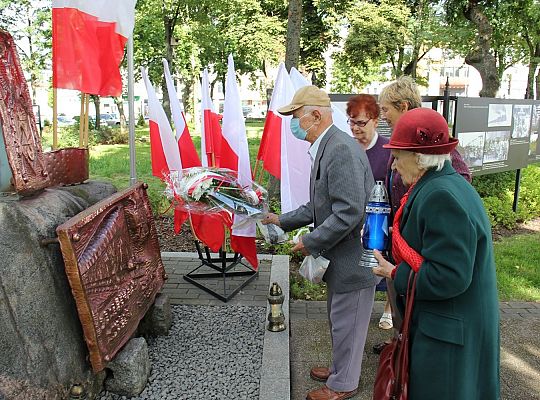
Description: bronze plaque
xmin=57 ymin=183 xmax=166 ymax=372
xmin=0 ymin=30 xmax=49 ymax=195
xmin=43 ymin=147 xmax=89 ymax=187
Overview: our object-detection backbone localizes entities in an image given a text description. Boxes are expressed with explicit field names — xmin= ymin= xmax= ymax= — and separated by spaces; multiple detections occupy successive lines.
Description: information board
xmin=454 ymin=98 xmax=540 ymax=175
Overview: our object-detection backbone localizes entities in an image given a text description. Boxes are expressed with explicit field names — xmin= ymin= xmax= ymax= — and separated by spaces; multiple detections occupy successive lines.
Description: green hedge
xmin=472 ymin=164 xmax=540 ymax=229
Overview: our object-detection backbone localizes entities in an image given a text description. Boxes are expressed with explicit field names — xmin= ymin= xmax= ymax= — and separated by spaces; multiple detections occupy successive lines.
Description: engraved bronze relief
xmin=0 ymin=29 xmax=50 ymax=195
xmin=56 ymin=183 xmax=166 ymax=372
xmin=42 ymin=148 xmax=89 ymax=187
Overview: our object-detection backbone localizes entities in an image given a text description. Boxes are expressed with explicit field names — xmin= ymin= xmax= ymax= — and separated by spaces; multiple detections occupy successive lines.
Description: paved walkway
xmin=161 ymin=252 xmax=540 ymax=400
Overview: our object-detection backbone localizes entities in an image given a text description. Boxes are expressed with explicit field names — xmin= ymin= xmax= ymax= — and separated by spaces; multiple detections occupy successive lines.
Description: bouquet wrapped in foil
xmin=164 ymin=167 xmax=268 ymax=219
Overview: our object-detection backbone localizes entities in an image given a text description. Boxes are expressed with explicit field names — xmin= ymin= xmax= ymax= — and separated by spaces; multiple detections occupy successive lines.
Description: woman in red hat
xmin=372 ymin=108 xmax=500 ymax=400
xmin=372 ymin=76 xmax=472 ymax=356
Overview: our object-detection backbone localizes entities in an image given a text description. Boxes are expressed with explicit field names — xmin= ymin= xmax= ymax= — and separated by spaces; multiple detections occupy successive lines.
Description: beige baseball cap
xmin=277 ymin=85 xmax=331 ymax=115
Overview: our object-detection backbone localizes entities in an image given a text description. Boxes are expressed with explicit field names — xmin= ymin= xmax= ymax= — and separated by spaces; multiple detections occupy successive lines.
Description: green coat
xmin=393 ymin=161 xmax=500 ymax=400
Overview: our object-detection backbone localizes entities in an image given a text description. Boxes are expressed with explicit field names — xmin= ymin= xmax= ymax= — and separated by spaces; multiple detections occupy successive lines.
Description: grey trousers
xmin=325 ymin=285 xmax=375 ymax=392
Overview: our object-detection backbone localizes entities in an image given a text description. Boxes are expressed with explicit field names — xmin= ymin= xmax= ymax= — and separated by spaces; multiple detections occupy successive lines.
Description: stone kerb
xmin=259 ymin=254 xmax=290 ymax=400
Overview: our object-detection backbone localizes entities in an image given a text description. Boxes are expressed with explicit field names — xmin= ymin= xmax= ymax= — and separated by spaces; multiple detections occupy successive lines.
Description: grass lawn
xmin=78 ymin=124 xmax=540 ymax=302
xmin=494 ymin=232 xmax=540 ymax=301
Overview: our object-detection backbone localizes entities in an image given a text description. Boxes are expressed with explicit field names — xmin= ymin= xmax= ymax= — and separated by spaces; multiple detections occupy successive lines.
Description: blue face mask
xmin=290 ymin=112 xmax=313 ymax=141
xmin=290 ymin=117 xmax=308 ymax=140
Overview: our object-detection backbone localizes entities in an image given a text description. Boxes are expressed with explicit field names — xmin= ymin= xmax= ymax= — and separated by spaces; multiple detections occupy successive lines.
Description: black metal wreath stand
xmin=183 ymin=241 xmax=258 ymax=302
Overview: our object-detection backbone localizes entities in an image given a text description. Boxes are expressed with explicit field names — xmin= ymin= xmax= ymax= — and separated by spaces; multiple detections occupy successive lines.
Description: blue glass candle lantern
xmin=360 ymin=181 xmax=391 ymax=268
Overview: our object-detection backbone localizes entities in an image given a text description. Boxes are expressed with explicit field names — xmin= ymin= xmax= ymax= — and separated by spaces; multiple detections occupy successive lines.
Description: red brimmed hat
xmin=383 ymin=108 xmax=459 ymax=154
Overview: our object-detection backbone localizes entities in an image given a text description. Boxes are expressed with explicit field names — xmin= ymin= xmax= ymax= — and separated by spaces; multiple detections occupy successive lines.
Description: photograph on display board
xmin=511 ymin=104 xmax=533 ymax=138
xmin=530 ymin=105 xmax=540 ymax=157
xmin=531 ymin=133 xmax=538 ymax=156
xmin=483 ymin=130 xmax=510 ymax=163
xmin=488 ymin=104 xmax=512 ymax=127
xmin=458 ymin=131 xmax=485 ymax=167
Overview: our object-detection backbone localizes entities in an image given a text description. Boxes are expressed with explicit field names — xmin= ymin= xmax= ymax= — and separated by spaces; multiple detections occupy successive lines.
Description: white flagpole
xmin=128 ymin=34 xmax=137 ymax=185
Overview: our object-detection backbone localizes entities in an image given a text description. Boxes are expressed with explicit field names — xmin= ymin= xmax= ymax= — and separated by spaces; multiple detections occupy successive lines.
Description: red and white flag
xmin=201 ymin=69 xmax=223 ymax=167
xmin=52 ymin=0 xmax=136 ymax=96
xmin=141 ymin=67 xmax=181 ymax=179
xmin=257 ymin=63 xmax=289 ymax=179
xmin=258 ymin=64 xmax=310 ymax=213
xmin=163 ymin=59 xmax=201 ymax=170
xmin=221 ymin=55 xmax=258 ymax=269
xmin=162 ymin=60 xmax=226 ymax=251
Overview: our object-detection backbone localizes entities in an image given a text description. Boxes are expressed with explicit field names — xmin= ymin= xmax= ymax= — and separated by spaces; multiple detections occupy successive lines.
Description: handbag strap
xmin=400 ymin=270 xmax=418 ymax=337
xmin=392 ymin=270 xmax=418 ymax=396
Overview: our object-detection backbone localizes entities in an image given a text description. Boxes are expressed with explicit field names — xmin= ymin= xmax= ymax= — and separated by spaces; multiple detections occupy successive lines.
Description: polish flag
xmin=52 ymin=0 xmax=136 ymax=96
xmin=277 ymin=67 xmax=311 ymax=213
xmin=201 ymin=69 xmax=223 ymax=167
xmin=257 ymin=63 xmax=290 ymax=179
xmin=257 ymin=64 xmax=311 ymax=213
xmin=162 ymin=60 xmax=226 ymax=251
xmin=221 ymin=55 xmax=258 ymax=269
xmin=163 ymin=59 xmax=200 ymax=170
xmin=141 ymin=67 xmax=181 ymax=179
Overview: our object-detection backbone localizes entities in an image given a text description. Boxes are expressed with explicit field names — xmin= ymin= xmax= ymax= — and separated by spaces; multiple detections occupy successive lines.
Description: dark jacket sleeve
xmin=450 ymin=149 xmax=472 ymax=182
xmin=279 ymin=202 xmax=313 ymax=232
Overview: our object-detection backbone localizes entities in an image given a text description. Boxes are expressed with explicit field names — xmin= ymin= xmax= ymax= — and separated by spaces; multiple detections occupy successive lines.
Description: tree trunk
xmin=181 ymin=76 xmax=194 ymax=118
xmin=394 ymin=47 xmax=405 ymax=78
xmin=162 ymin=16 xmax=174 ymax=122
xmin=525 ymin=42 xmax=540 ymax=99
xmin=536 ymin=68 xmax=540 ymax=100
xmin=113 ymin=96 xmax=127 ymax=130
xmin=285 ymin=0 xmax=302 ymax=72
xmin=463 ymin=1 xmax=499 ymax=97
xmin=403 ymin=44 xmax=420 ymax=78
xmin=91 ymin=95 xmax=101 ymax=130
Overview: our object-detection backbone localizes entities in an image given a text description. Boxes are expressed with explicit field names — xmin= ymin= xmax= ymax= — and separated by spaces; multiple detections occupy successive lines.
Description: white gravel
xmin=98 ymin=304 xmax=266 ymax=400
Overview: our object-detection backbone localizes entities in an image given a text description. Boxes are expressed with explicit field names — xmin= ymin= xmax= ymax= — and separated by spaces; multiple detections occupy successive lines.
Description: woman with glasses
xmin=346 ymin=94 xmax=394 ymax=331
xmin=346 ymin=94 xmax=391 ymax=182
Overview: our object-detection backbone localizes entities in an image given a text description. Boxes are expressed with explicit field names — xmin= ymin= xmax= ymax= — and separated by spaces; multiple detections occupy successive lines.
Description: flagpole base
xmin=183 ymin=241 xmax=258 ymax=302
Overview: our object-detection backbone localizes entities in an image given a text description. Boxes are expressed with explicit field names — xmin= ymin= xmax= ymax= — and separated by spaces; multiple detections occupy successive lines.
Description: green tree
xmin=299 ymin=0 xmax=351 ymax=85
xmin=512 ymin=0 xmax=540 ymax=99
xmin=0 ymin=0 xmax=51 ymax=103
xmin=133 ymin=0 xmax=196 ymax=119
xmin=194 ymin=0 xmax=285 ymax=91
xmin=331 ymin=0 xmax=449 ymax=91
xmin=134 ymin=0 xmax=284 ymax=119
xmin=439 ymin=0 xmax=528 ymax=97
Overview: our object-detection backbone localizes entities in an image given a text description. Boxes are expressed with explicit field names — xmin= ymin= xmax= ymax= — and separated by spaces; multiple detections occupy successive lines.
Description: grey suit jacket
xmin=279 ymin=125 xmax=376 ymax=293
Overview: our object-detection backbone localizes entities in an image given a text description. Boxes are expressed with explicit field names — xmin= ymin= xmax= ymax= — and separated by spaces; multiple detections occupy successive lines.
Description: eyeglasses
xmin=347 ymin=118 xmax=371 ymax=128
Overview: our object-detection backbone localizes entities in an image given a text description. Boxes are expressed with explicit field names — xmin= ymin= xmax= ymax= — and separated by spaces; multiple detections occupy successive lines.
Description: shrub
xmin=471 ymin=171 xmax=515 ymax=197
xmin=482 ymin=195 xmax=517 ymax=228
xmin=137 ymin=113 xmax=146 ymax=127
xmin=95 ymin=127 xmax=128 ymax=145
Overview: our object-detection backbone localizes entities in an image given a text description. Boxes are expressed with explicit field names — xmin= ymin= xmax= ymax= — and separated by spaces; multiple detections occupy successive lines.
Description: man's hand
xmin=261 ymin=212 xmax=280 ymax=226
xmin=291 ymin=236 xmax=310 ymax=256
xmin=372 ymin=250 xmax=395 ymax=279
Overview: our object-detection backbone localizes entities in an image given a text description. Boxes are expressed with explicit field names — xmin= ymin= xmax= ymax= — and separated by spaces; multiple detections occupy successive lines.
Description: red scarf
xmin=391 ymin=182 xmax=424 ymax=278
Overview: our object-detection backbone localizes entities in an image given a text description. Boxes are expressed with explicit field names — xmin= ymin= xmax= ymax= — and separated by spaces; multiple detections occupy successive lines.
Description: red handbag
xmin=373 ymin=272 xmax=417 ymax=400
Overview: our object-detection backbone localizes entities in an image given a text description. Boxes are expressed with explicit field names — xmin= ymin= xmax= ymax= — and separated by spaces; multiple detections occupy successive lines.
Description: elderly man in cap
xmin=262 ymin=85 xmax=375 ymax=400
